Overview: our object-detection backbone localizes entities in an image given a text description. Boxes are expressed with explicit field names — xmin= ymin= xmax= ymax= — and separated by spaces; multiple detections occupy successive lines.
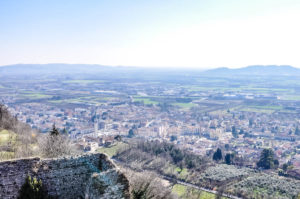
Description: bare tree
xmin=123 ymin=169 xmax=177 ymax=199
xmin=215 ymin=185 xmax=225 ymax=199
xmin=39 ymin=125 xmax=77 ymax=158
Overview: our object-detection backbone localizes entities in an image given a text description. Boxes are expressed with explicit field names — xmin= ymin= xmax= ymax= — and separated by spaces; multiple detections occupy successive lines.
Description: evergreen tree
xmin=225 ymin=153 xmax=234 ymax=165
xmin=50 ymin=124 xmax=60 ymax=136
xmin=213 ymin=148 xmax=222 ymax=161
xmin=128 ymin=129 xmax=135 ymax=138
xmin=257 ymin=148 xmax=278 ymax=169
xmin=282 ymin=163 xmax=288 ymax=172
xmin=239 ymin=129 xmax=244 ymax=135
xmin=232 ymin=126 xmax=238 ymax=138
xmin=249 ymin=119 xmax=253 ymax=127
xmin=295 ymin=126 xmax=300 ymax=135
xmin=170 ymin=135 xmax=177 ymax=142
xmin=62 ymin=128 xmax=67 ymax=134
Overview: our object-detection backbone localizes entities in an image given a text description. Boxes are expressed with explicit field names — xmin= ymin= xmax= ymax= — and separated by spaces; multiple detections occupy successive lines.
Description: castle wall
xmin=0 ymin=153 xmax=130 ymax=199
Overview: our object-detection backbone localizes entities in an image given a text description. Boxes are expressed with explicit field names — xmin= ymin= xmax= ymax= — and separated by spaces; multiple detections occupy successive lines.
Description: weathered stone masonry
xmin=0 ymin=153 xmax=130 ymax=199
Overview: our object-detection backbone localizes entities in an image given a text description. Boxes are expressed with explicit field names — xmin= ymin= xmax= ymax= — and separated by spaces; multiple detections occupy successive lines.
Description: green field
xmin=184 ymin=84 xmax=294 ymax=95
xmin=97 ymin=142 xmax=128 ymax=157
xmin=172 ymin=184 xmax=225 ymax=199
xmin=0 ymin=130 xmax=16 ymax=160
xmin=0 ymin=130 xmax=16 ymax=145
xmin=23 ymin=93 xmax=51 ymax=99
xmin=172 ymin=103 xmax=196 ymax=109
xmin=19 ymin=91 xmax=51 ymax=99
xmin=133 ymin=97 xmax=159 ymax=105
xmin=49 ymin=96 xmax=112 ymax=105
xmin=238 ymin=105 xmax=283 ymax=114
xmin=280 ymin=95 xmax=300 ymax=101
xmin=251 ymin=105 xmax=282 ymax=110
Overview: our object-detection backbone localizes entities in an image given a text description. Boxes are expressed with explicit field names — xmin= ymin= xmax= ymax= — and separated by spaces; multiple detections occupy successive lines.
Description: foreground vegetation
xmin=0 ymin=104 xmax=78 ymax=161
xmin=112 ymin=139 xmax=300 ymax=199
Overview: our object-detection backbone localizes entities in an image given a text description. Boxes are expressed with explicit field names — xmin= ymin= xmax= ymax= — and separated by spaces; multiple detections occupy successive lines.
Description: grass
xmin=97 ymin=142 xmax=128 ymax=157
xmin=0 ymin=130 xmax=11 ymax=145
xmin=133 ymin=97 xmax=159 ymax=105
xmin=0 ymin=130 xmax=16 ymax=145
xmin=172 ymin=103 xmax=196 ymax=109
xmin=251 ymin=105 xmax=282 ymax=110
xmin=184 ymin=84 xmax=294 ymax=95
xmin=0 ymin=130 xmax=16 ymax=161
xmin=240 ymin=108 xmax=274 ymax=114
xmin=172 ymin=184 xmax=187 ymax=197
xmin=49 ymin=96 xmax=111 ymax=105
xmin=172 ymin=184 xmax=225 ymax=199
xmin=279 ymin=95 xmax=300 ymax=101
xmin=23 ymin=93 xmax=51 ymax=99
xmin=238 ymin=105 xmax=283 ymax=114
xmin=0 ymin=151 xmax=15 ymax=160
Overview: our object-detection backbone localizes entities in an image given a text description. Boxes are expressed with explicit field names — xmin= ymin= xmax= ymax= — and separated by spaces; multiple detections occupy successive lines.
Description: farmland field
xmin=172 ymin=184 xmax=225 ymax=199
xmin=133 ymin=97 xmax=159 ymax=105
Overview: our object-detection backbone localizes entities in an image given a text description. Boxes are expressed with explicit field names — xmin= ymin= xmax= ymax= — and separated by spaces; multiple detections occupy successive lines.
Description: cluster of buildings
xmin=5 ymin=100 xmax=300 ymax=170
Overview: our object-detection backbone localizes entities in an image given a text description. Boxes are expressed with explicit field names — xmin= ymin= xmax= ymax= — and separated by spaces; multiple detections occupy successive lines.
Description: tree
xmin=239 ymin=129 xmax=244 ymax=135
xmin=18 ymin=175 xmax=48 ymax=199
xmin=257 ymin=148 xmax=278 ymax=169
xmin=129 ymin=171 xmax=175 ymax=199
xmin=170 ymin=135 xmax=177 ymax=142
xmin=128 ymin=129 xmax=135 ymax=138
xmin=50 ymin=124 xmax=59 ymax=136
xmin=295 ymin=126 xmax=300 ymax=135
xmin=224 ymin=144 xmax=230 ymax=150
xmin=39 ymin=125 xmax=76 ymax=158
xmin=249 ymin=118 xmax=253 ymax=127
xmin=282 ymin=163 xmax=288 ymax=172
xmin=114 ymin=135 xmax=122 ymax=141
xmin=232 ymin=126 xmax=238 ymax=138
xmin=213 ymin=148 xmax=222 ymax=162
xmin=215 ymin=186 xmax=225 ymax=199
xmin=62 ymin=128 xmax=68 ymax=134
xmin=225 ymin=153 xmax=234 ymax=165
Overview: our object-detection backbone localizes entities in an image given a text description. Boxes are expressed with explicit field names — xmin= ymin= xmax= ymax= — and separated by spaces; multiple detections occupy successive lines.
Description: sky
xmin=0 ymin=0 xmax=300 ymax=69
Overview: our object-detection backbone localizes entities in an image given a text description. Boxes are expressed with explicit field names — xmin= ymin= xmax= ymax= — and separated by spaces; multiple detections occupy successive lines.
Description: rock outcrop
xmin=0 ymin=153 xmax=130 ymax=199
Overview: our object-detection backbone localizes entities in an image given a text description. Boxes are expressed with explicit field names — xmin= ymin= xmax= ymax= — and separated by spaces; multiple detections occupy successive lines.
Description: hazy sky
xmin=1 ymin=0 xmax=300 ymax=68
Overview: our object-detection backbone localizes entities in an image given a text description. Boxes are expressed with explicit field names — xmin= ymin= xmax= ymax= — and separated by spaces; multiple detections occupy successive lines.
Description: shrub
xmin=18 ymin=175 xmax=49 ymax=199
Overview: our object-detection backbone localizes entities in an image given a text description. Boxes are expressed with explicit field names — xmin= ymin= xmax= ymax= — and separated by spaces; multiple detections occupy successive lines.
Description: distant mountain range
xmin=0 ymin=64 xmax=112 ymax=75
xmin=202 ymin=65 xmax=300 ymax=76
xmin=0 ymin=64 xmax=299 ymax=78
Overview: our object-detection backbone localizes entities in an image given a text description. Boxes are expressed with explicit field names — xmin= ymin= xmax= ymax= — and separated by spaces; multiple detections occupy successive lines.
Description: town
xmin=1 ymin=68 xmax=300 ymax=176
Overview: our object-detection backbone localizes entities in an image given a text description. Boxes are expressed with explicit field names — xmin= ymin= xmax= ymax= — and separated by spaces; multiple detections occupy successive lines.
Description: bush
xmin=18 ymin=175 xmax=49 ymax=199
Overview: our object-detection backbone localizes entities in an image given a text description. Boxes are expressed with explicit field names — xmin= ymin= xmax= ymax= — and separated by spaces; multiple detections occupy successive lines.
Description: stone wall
xmin=0 ymin=153 xmax=130 ymax=199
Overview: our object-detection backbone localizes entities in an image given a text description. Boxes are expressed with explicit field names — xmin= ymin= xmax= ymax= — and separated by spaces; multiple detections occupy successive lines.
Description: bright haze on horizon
xmin=0 ymin=0 xmax=300 ymax=69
